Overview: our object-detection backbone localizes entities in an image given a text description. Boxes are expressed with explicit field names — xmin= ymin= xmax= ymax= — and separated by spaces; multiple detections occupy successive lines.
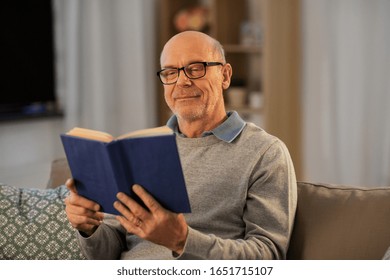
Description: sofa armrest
xmin=47 ymin=158 xmax=71 ymax=189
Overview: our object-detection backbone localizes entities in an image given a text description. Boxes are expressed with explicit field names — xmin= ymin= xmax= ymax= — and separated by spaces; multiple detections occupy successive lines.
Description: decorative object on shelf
xmin=227 ymin=87 xmax=247 ymax=107
xmin=240 ymin=20 xmax=262 ymax=46
xmin=248 ymin=91 xmax=263 ymax=109
xmin=173 ymin=6 xmax=209 ymax=32
xmin=226 ymin=79 xmax=247 ymax=107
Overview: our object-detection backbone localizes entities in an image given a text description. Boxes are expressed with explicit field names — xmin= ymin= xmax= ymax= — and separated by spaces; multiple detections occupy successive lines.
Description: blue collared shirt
xmin=166 ymin=111 xmax=246 ymax=143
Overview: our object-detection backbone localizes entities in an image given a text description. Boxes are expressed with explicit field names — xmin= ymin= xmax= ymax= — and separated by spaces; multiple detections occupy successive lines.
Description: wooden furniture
xmin=262 ymin=0 xmax=302 ymax=178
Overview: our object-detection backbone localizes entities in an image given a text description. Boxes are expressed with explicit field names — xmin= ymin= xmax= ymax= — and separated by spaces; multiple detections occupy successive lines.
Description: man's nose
xmin=176 ymin=69 xmax=191 ymax=87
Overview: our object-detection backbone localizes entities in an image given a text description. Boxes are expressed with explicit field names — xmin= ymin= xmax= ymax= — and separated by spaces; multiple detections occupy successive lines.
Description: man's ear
xmin=222 ymin=63 xmax=232 ymax=90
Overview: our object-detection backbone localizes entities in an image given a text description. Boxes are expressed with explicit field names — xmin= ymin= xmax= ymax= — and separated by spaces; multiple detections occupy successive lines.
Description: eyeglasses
xmin=157 ymin=62 xmax=223 ymax=85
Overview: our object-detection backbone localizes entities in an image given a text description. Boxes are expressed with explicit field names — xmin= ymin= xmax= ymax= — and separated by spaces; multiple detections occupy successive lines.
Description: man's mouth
xmin=173 ymin=92 xmax=201 ymax=100
xmin=175 ymin=95 xmax=199 ymax=100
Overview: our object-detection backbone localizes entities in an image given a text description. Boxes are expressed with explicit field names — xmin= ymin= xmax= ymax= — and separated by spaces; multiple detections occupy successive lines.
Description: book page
xmin=66 ymin=126 xmax=173 ymax=142
xmin=117 ymin=126 xmax=173 ymax=139
xmin=66 ymin=127 xmax=114 ymax=142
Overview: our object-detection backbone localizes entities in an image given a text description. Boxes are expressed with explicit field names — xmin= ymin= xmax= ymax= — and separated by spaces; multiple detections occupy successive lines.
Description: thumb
xmin=65 ymin=178 xmax=78 ymax=194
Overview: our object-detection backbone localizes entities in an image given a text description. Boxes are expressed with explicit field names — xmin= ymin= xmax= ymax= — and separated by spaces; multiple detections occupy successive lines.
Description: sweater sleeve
xmin=176 ymin=139 xmax=297 ymax=260
xmin=76 ymin=214 xmax=127 ymax=259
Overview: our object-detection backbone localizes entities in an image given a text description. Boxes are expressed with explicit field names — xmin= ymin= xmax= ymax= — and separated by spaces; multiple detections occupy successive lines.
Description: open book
xmin=60 ymin=126 xmax=190 ymax=215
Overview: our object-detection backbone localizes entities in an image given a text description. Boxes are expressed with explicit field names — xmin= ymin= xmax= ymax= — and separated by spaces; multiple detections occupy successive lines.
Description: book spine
xmin=106 ymin=142 xmax=134 ymax=197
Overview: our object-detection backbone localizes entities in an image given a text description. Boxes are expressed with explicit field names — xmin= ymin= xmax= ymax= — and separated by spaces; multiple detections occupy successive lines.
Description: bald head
xmin=160 ymin=31 xmax=226 ymax=67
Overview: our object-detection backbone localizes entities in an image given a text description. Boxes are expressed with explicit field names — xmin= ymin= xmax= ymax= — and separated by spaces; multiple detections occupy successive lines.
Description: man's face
xmin=160 ymin=34 xmax=229 ymax=122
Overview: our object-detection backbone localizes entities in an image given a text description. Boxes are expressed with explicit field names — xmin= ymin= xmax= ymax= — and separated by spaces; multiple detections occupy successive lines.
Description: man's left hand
xmin=114 ymin=184 xmax=188 ymax=255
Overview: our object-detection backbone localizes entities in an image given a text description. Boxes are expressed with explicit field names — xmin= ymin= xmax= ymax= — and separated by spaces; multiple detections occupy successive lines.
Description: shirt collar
xmin=166 ymin=111 xmax=246 ymax=143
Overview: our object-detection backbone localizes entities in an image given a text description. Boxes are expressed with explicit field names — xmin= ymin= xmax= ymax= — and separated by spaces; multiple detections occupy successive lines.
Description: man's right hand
xmin=64 ymin=178 xmax=104 ymax=236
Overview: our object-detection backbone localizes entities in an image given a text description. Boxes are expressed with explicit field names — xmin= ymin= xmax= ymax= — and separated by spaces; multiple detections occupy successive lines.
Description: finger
xmin=69 ymin=213 xmax=102 ymax=228
xmin=65 ymin=204 xmax=103 ymax=233
xmin=65 ymin=178 xmax=77 ymax=193
xmin=132 ymin=184 xmax=161 ymax=213
xmin=114 ymin=201 xmax=143 ymax=235
xmin=113 ymin=201 xmax=144 ymax=227
xmin=65 ymin=191 xmax=101 ymax=212
xmin=113 ymin=200 xmax=135 ymax=220
xmin=66 ymin=202 xmax=104 ymax=221
xmin=115 ymin=215 xmax=143 ymax=235
xmin=116 ymin=191 xmax=149 ymax=220
xmin=68 ymin=215 xmax=100 ymax=236
xmin=65 ymin=202 xmax=104 ymax=227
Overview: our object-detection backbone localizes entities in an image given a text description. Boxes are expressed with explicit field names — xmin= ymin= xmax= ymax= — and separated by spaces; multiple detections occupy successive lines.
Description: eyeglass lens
xmin=159 ymin=62 xmax=206 ymax=84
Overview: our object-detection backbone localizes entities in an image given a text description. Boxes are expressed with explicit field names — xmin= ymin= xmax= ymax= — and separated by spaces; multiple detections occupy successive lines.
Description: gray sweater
xmin=77 ymin=122 xmax=297 ymax=259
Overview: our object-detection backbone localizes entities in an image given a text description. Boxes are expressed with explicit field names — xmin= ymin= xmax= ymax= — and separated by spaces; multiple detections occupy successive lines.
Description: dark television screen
xmin=0 ymin=1 xmax=56 ymax=118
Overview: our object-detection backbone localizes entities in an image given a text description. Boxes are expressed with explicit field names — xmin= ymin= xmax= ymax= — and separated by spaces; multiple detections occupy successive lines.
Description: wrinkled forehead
xmin=160 ymin=33 xmax=216 ymax=67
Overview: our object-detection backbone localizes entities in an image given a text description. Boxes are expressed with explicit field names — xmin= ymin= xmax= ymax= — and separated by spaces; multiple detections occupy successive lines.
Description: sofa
xmin=1 ymin=158 xmax=390 ymax=260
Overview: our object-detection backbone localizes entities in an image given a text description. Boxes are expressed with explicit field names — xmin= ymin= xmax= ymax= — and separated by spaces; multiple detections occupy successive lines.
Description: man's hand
xmin=64 ymin=179 xmax=104 ymax=236
xmin=114 ymin=184 xmax=188 ymax=255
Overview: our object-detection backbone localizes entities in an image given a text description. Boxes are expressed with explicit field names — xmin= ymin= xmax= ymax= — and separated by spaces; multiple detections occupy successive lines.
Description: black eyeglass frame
xmin=157 ymin=61 xmax=224 ymax=85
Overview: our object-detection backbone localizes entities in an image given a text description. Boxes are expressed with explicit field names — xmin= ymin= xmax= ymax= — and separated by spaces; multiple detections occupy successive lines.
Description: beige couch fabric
xmin=288 ymin=182 xmax=390 ymax=259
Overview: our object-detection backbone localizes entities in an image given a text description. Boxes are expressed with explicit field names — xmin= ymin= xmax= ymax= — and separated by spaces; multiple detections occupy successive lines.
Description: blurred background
xmin=0 ymin=0 xmax=389 ymax=189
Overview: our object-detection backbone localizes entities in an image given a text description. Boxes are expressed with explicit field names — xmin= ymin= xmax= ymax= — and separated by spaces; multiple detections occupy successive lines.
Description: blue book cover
xmin=60 ymin=130 xmax=190 ymax=215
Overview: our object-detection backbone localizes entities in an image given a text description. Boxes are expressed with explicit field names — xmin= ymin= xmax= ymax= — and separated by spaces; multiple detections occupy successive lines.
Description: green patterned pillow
xmin=0 ymin=184 xmax=85 ymax=260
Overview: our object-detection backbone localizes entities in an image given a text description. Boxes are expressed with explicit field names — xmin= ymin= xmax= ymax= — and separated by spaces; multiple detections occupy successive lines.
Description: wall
xmin=0 ymin=118 xmax=65 ymax=188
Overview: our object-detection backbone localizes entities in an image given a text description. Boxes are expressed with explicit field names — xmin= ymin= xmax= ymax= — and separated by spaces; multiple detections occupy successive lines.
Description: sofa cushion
xmin=0 ymin=184 xmax=85 ymax=260
xmin=287 ymin=182 xmax=390 ymax=260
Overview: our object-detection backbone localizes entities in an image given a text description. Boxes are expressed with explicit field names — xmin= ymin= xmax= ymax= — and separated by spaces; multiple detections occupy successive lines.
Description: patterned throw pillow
xmin=0 ymin=184 xmax=85 ymax=260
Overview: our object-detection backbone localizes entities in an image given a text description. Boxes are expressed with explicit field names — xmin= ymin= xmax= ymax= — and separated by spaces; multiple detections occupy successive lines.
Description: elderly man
xmin=65 ymin=31 xmax=297 ymax=260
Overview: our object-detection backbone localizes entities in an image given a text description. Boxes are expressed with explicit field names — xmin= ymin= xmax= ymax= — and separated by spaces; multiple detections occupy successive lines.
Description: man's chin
xmin=175 ymin=108 xmax=206 ymax=121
